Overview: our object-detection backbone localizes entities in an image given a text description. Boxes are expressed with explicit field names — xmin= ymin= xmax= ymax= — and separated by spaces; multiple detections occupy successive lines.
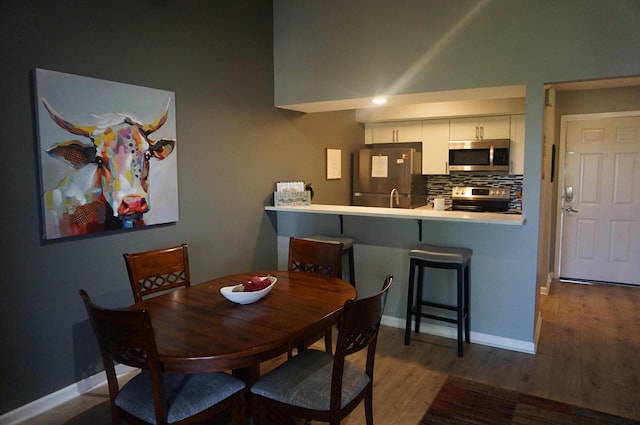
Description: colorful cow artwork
xmin=40 ymin=98 xmax=177 ymax=239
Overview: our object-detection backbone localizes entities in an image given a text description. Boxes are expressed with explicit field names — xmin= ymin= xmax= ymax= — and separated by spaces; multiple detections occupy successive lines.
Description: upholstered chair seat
xmin=116 ymin=371 xmax=245 ymax=424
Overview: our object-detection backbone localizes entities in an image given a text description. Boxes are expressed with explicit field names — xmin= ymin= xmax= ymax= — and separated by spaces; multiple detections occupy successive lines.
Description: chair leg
xmin=111 ymin=412 xmax=123 ymax=425
xmin=230 ymin=394 xmax=244 ymax=425
xmin=364 ymin=385 xmax=374 ymax=425
xmin=253 ymin=400 xmax=265 ymax=425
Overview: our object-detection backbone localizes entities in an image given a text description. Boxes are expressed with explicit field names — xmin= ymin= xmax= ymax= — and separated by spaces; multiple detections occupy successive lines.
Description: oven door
xmin=451 ymin=199 xmax=510 ymax=212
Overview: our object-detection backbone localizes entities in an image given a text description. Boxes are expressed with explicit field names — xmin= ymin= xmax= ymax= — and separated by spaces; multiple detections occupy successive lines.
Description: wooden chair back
xmin=287 ymin=237 xmax=343 ymax=278
xmin=288 ymin=236 xmax=345 ymax=354
xmin=123 ymin=244 xmax=190 ymax=303
xmin=78 ymin=290 xmax=166 ymax=423
xmin=328 ymin=274 xmax=393 ymax=420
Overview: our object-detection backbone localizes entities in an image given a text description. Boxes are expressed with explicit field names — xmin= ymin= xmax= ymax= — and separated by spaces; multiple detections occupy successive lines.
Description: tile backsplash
xmin=427 ymin=174 xmax=523 ymax=210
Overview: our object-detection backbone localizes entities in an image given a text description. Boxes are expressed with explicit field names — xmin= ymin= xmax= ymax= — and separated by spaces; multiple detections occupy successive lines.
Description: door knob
xmin=564 ymin=206 xmax=579 ymax=213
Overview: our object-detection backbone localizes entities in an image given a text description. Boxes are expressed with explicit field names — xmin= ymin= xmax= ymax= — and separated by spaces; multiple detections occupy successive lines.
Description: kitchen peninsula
xmin=265 ymin=203 xmax=536 ymax=355
xmin=265 ymin=204 xmax=525 ymax=226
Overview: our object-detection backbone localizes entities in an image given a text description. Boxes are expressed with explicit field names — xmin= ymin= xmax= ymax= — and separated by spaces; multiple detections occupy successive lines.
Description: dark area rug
xmin=419 ymin=376 xmax=639 ymax=425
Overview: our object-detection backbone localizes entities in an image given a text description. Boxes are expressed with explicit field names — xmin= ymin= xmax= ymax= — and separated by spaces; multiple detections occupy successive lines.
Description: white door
xmin=557 ymin=113 xmax=640 ymax=285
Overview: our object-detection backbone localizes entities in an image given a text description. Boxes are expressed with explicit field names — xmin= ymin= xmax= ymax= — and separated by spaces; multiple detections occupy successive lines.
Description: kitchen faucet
xmin=390 ymin=188 xmax=399 ymax=208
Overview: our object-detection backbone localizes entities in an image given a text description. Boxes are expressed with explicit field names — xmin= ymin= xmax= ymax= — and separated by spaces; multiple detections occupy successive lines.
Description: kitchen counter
xmin=265 ymin=204 xmax=525 ymax=226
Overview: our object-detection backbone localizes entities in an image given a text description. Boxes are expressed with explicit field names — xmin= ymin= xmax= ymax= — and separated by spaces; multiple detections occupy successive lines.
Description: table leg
xmin=232 ymin=365 xmax=261 ymax=417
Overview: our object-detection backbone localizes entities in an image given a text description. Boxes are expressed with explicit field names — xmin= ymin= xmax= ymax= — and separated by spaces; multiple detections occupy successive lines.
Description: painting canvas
xmin=34 ymin=68 xmax=179 ymax=240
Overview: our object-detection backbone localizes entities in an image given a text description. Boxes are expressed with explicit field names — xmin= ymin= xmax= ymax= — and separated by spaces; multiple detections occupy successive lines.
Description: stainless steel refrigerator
xmin=352 ymin=147 xmax=428 ymax=208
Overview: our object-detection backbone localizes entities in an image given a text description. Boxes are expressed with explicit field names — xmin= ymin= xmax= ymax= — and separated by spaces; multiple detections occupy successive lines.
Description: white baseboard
xmin=540 ymin=272 xmax=553 ymax=295
xmin=533 ymin=311 xmax=543 ymax=353
xmin=0 ymin=364 xmax=136 ymax=425
xmin=381 ymin=314 xmax=536 ymax=354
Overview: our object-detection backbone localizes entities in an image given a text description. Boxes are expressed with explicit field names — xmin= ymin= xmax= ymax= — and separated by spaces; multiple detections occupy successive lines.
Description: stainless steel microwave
xmin=448 ymin=139 xmax=510 ymax=173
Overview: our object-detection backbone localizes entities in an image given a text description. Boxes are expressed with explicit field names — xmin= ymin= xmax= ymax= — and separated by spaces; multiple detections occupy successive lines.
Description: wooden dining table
xmin=131 ymin=270 xmax=357 ymax=378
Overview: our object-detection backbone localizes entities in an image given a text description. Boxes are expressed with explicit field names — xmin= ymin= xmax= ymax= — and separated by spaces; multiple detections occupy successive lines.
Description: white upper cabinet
xmin=449 ymin=115 xmax=511 ymax=140
xmin=364 ymin=114 xmax=525 ymax=175
xmin=421 ymin=119 xmax=450 ymax=175
xmin=365 ymin=121 xmax=423 ymax=144
xmin=509 ymin=114 xmax=525 ymax=174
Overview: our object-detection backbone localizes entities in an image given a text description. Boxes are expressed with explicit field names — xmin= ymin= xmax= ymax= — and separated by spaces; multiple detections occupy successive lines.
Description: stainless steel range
xmin=451 ymin=186 xmax=512 ymax=212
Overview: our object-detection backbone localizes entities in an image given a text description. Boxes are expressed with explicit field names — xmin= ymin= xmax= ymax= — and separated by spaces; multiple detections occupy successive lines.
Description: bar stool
xmin=404 ymin=244 xmax=472 ymax=356
xmin=303 ymin=235 xmax=356 ymax=286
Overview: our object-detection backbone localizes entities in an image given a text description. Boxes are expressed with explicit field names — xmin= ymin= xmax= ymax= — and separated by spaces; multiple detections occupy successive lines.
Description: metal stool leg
xmin=346 ymin=247 xmax=355 ymax=286
xmin=464 ymin=263 xmax=470 ymax=343
xmin=415 ymin=264 xmax=425 ymax=334
xmin=404 ymin=259 xmax=416 ymax=345
xmin=456 ymin=263 xmax=464 ymax=357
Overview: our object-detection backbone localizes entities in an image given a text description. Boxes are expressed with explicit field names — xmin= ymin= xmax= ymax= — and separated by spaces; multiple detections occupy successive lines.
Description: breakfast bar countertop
xmin=265 ymin=204 xmax=525 ymax=226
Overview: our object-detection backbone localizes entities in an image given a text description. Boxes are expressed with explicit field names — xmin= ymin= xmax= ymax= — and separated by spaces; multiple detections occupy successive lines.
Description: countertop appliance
xmin=451 ymin=186 xmax=517 ymax=213
xmin=448 ymin=139 xmax=510 ymax=173
xmin=352 ymin=147 xmax=428 ymax=209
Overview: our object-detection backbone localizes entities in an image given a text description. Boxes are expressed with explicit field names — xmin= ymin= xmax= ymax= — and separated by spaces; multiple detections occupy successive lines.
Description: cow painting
xmin=40 ymin=98 xmax=177 ymax=239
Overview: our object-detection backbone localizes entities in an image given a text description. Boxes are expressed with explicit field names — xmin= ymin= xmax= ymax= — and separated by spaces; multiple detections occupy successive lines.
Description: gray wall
xmin=556 ymin=86 xmax=640 ymax=118
xmin=273 ymin=0 xmax=640 ymax=106
xmin=0 ymin=0 xmax=363 ymax=414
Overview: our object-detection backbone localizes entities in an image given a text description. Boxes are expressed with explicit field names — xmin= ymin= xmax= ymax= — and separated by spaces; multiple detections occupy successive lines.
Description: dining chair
xmin=288 ymin=236 xmax=343 ymax=278
xmin=123 ymin=244 xmax=190 ymax=303
xmin=250 ymin=274 xmax=393 ymax=425
xmin=303 ymin=235 xmax=356 ymax=286
xmin=79 ymin=289 xmax=246 ymax=425
xmin=288 ymin=236 xmax=344 ymax=354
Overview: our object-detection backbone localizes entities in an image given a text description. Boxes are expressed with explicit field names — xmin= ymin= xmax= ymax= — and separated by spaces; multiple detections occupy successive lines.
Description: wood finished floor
xmin=19 ymin=280 xmax=640 ymax=424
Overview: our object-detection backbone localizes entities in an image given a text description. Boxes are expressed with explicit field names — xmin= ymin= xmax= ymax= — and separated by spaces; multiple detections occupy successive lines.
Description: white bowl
xmin=220 ymin=276 xmax=277 ymax=304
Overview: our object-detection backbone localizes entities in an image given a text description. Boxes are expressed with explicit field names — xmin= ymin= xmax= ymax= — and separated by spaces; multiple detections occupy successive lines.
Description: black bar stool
xmin=404 ymin=244 xmax=472 ymax=356
xmin=304 ymin=235 xmax=356 ymax=286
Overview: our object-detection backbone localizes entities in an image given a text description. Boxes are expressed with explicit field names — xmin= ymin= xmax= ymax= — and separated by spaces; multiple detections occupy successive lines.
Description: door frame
xmin=554 ymin=110 xmax=640 ymax=280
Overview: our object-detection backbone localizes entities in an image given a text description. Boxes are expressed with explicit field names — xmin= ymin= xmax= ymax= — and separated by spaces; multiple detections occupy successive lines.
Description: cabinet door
xmin=449 ymin=117 xmax=481 ymax=140
xmin=395 ymin=121 xmax=422 ymax=142
xmin=450 ymin=116 xmax=511 ymax=140
xmin=422 ymin=119 xmax=450 ymax=174
xmin=480 ymin=116 xmax=511 ymax=139
xmin=369 ymin=122 xmax=397 ymax=143
xmin=368 ymin=121 xmax=422 ymax=143
xmin=509 ymin=114 xmax=525 ymax=174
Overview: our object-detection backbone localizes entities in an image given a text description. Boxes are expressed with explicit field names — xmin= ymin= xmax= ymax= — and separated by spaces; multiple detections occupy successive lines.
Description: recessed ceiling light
xmin=372 ymin=97 xmax=387 ymax=104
